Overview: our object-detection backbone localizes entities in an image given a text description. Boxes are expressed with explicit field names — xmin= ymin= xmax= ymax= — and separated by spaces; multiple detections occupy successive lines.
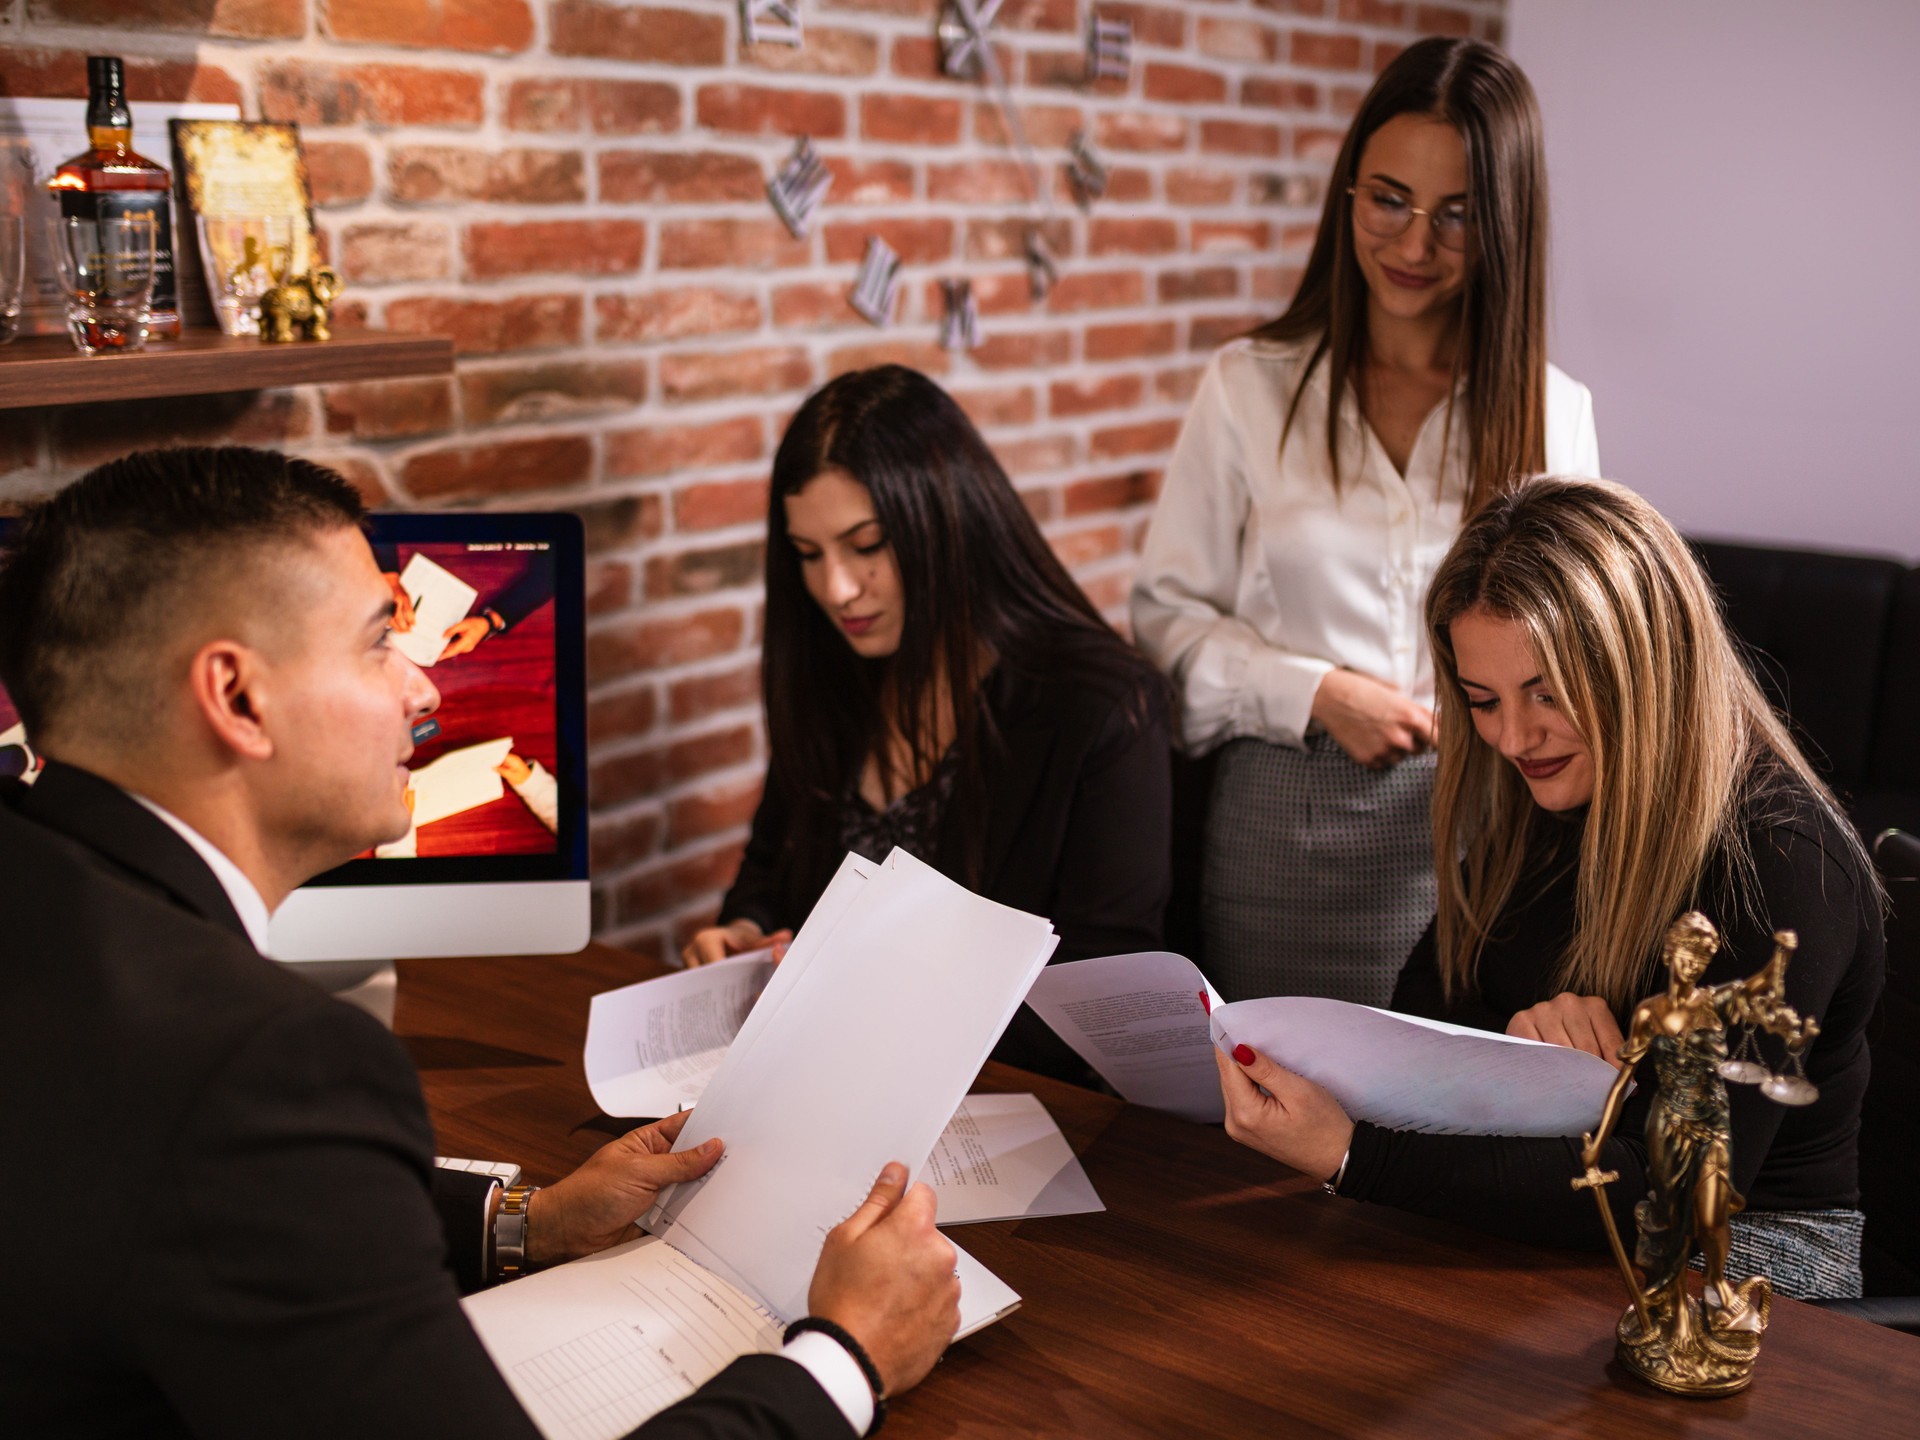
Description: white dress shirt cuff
xmin=1247 ymin=646 xmax=1336 ymax=750
xmin=779 ymin=1330 xmax=875 ymax=1436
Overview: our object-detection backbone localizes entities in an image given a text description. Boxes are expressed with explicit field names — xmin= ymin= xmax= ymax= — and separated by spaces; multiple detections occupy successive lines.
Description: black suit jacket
xmin=1 ymin=762 xmax=851 ymax=1440
xmin=721 ymin=661 xmax=1174 ymax=1080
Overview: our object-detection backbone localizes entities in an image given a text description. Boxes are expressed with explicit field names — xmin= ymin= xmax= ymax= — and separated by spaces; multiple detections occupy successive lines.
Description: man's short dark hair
xmin=0 ymin=446 xmax=365 ymax=741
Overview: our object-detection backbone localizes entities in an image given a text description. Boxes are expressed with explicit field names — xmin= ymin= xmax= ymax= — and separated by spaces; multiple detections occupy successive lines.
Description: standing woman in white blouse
xmin=1131 ymin=37 xmax=1600 ymax=1006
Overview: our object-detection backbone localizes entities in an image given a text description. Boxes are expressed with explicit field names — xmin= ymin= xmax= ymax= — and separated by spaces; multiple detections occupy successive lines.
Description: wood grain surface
xmin=396 ymin=945 xmax=1920 ymax=1439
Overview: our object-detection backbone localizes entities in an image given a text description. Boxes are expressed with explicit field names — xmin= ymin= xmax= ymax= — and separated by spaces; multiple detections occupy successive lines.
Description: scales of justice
xmin=1572 ymin=911 xmax=1822 ymax=1396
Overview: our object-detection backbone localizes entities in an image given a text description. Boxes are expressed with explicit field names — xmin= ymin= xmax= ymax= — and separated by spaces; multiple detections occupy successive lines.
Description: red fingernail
xmin=1198 ymin=989 xmax=1211 ymax=1014
xmin=1233 ymin=1044 xmax=1256 ymax=1066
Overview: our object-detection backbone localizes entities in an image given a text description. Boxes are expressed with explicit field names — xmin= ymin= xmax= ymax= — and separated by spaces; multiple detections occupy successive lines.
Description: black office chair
xmin=1808 ymin=828 xmax=1920 ymax=1331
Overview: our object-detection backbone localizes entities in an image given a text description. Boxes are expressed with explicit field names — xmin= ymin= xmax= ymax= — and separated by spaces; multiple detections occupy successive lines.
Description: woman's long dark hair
xmin=762 ymin=365 xmax=1150 ymax=884
xmin=1253 ymin=35 xmax=1549 ymax=514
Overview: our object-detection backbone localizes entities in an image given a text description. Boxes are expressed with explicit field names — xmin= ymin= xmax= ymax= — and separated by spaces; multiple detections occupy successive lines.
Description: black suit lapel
xmin=17 ymin=760 xmax=253 ymax=944
xmin=979 ymin=674 xmax=1062 ymax=895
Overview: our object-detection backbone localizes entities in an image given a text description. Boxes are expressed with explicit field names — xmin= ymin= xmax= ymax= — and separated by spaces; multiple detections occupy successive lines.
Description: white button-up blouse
xmin=1131 ymin=336 xmax=1601 ymax=753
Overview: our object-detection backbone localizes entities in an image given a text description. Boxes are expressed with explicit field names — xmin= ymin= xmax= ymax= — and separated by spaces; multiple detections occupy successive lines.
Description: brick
xmin=1095 ymin=2 xmax=1186 ymax=45
xmin=916 ymin=271 xmax=1032 ymax=318
xmin=385 ymin=294 xmax=582 ymax=355
xmin=600 ymin=151 xmax=763 ymax=204
xmin=299 ymin=453 xmax=391 ymax=506
xmin=338 ymin=221 xmax=452 ymax=283
xmin=826 ymin=339 xmax=950 ymax=379
xmin=824 ymin=218 xmax=953 ymax=266
xmin=1091 ymin=419 xmax=1181 ymax=458
xmin=1046 ymin=269 xmax=1147 ymax=313
xmin=587 ymin=80 xmax=683 ymax=134
xmin=1293 ymin=30 xmax=1365 ymax=70
xmin=773 ymin=280 xmax=867 ymax=331
xmin=305 ymin=142 xmax=374 ymax=207
xmin=659 ymin=347 xmax=812 ymax=403
xmin=611 ymin=838 xmax=749 ymax=922
xmin=597 ymin=288 xmax=762 ymax=345
xmin=1198 ymin=16 xmax=1282 ymax=61
xmin=997 ymin=434 xmax=1077 ymax=477
xmin=606 ymin=417 xmax=764 ymax=480
xmin=1159 ymin=266 xmax=1239 ymax=303
xmin=1144 ymin=63 xmax=1228 ymax=105
xmin=972 ymin=329 xmax=1071 ymax=370
xmin=1095 ymin=113 xmax=1189 ymax=153
xmin=660 ymin=218 xmax=810 ymax=271
xmin=952 ymin=385 xmax=1037 ymax=429
xmin=1254 ymin=264 xmax=1302 ymax=303
xmin=675 ymin=477 xmax=771 ymax=532
xmin=698 ymin=84 xmax=846 ymax=139
xmin=1024 ymin=48 xmax=1093 ymax=90
xmin=1202 ymin=120 xmax=1283 ymax=158
xmin=589 ymin=610 xmax=748 ymax=684
xmin=1166 ymin=168 xmax=1238 ymax=206
xmin=592 ymin=810 xmax=663 ymax=873
xmin=505 ymin=77 xmax=582 ymax=132
xmin=1155 ymin=362 xmax=1207 ymax=404
xmin=388 ymin=146 xmax=585 ymax=205
xmin=586 ymin=559 xmax=634 ymax=615
xmin=1372 ymin=40 xmax=1408 ymax=73
xmin=999 ymin=0 xmax=1077 ymax=32
xmin=259 ymin=61 xmax=484 ymax=128
xmin=1081 ymin=571 xmax=1129 ymax=613
xmin=29 ymin=0 xmax=303 ymax=40
xmin=974 ymin=101 xmax=1084 ymax=150
xmin=1104 ymin=168 xmax=1155 ymax=203
xmin=1339 ymin=0 xmax=1407 ymax=22
xmin=460 ymin=361 xmax=650 ymax=425
xmin=0 ymin=47 xmax=241 ymax=107
xmin=1089 ymin=218 xmax=1179 ymax=257
xmin=401 ymin=435 xmax=594 ymax=500
xmin=861 ymin=94 xmax=962 ymax=146
xmin=322 ymin=0 xmax=534 ymax=52
xmin=823 ymin=157 xmax=916 ymax=205
xmin=965 ymin=217 xmax=1072 ymax=263
xmin=1295 ymin=126 xmax=1347 ymax=164
xmin=1194 ymin=221 xmax=1273 ymax=255
xmin=1331 ymin=83 xmax=1370 ymax=119
xmin=550 ymin=1 xmax=726 ymax=64
xmin=669 ymin=777 xmax=763 ymax=846
xmin=1063 ymin=468 xmax=1161 ymax=516
xmin=573 ymin=493 xmax=665 ymax=554
xmin=51 ymin=392 xmax=312 ymax=469
xmin=589 ymin=684 xmax=660 ymax=745
xmin=645 ymin=540 xmax=765 ymax=599
xmin=928 ymin=160 xmax=1031 ymax=206
xmin=464 ymin=220 xmax=646 ymax=278
xmin=742 ymin=26 xmax=879 ymax=76
xmin=1050 ymin=523 xmax=1126 ymax=570
xmin=1085 ymin=320 xmax=1177 ymax=361
xmin=669 ymin=661 xmax=761 ymax=723
xmin=1243 ymin=76 xmax=1321 ymax=111
xmin=1191 ymin=313 xmax=1266 ymax=350
xmin=322 ymin=378 xmax=455 ymax=439
xmin=1051 ymin=374 xmax=1145 ymax=418
xmin=1415 ymin=4 xmax=1476 ymax=36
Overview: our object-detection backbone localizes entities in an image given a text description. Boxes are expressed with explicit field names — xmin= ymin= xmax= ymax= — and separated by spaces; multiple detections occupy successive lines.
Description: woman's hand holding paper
xmin=1214 ymin=1042 xmax=1355 ymax=1182
xmin=1506 ymin=992 xmax=1626 ymax=1068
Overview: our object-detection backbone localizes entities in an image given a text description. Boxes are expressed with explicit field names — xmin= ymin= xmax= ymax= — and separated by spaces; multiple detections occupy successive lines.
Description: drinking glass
xmin=196 ymin=214 xmax=301 ymax=337
xmin=0 ymin=214 xmax=25 ymax=344
xmin=48 ymin=213 xmax=157 ymax=355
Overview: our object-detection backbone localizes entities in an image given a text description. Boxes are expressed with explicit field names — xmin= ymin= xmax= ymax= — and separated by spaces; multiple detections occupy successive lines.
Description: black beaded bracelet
xmin=783 ymin=1315 xmax=887 ymax=1437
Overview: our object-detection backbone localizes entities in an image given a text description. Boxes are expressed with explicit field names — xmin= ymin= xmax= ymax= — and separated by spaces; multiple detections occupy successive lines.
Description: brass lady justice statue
xmin=1572 ymin=912 xmax=1820 ymax=1396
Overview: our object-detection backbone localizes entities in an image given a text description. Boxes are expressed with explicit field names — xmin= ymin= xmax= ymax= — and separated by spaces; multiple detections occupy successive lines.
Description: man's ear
xmin=188 ymin=639 xmax=275 ymax=763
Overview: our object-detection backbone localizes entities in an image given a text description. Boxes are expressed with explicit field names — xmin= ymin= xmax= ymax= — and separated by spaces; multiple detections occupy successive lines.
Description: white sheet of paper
xmin=1023 ymin=952 xmax=1226 ymax=1123
xmin=392 ymin=551 xmax=478 ymax=669
xmin=655 ymin=847 xmax=1057 ymax=1322
xmin=462 ymin=1234 xmax=782 ymax=1440
xmin=952 ymin=1239 xmax=1021 ymax=1338
xmin=406 ymin=736 xmax=513 ymax=828
xmin=923 ymin=1093 xmax=1104 ymax=1226
xmin=1210 ymin=996 xmax=1620 ymax=1137
xmin=585 ymin=955 xmax=776 ymax=1118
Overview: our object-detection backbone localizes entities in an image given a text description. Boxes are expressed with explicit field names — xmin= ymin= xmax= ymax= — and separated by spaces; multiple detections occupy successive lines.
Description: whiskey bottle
xmin=47 ymin=55 xmax=181 ymax=340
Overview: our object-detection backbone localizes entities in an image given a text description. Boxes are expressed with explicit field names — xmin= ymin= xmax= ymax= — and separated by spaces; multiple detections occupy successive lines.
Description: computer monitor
xmin=0 ymin=508 xmax=590 ymax=963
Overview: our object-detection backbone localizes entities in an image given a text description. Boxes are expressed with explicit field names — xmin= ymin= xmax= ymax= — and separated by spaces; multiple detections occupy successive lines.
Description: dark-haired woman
xmin=1132 ymin=36 xmax=1600 ymax=1006
xmin=684 ymin=365 xmax=1172 ymax=1082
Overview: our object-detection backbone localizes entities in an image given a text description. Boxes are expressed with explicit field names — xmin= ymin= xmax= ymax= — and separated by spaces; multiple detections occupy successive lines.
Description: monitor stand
xmin=283 ymin=958 xmax=398 ymax=1029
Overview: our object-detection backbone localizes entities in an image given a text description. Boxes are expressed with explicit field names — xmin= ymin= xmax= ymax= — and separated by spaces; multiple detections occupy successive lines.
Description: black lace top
xmin=836 ymin=744 xmax=961 ymax=865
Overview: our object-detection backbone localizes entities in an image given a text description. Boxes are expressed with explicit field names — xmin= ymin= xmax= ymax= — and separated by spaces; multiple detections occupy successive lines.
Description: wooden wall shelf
xmin=0 ymin=329 xmax=454 ymax=410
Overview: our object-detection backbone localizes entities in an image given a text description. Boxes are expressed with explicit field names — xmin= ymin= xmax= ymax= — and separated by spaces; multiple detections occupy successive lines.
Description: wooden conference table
xmin=397 ymin=944 xmax=1920 ymax=1438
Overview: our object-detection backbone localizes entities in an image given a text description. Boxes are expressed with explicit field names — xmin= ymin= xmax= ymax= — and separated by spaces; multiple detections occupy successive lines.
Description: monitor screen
xmin=0 ymin=508 xmax=590 ymax=961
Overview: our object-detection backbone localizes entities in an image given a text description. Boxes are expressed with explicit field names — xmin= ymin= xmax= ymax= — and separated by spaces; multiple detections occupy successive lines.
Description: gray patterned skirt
xmin=1201 ymin=733 xmax=1438 ymax=1006
xmin=1690 ymin=1208 xmax=1865 ymax=1300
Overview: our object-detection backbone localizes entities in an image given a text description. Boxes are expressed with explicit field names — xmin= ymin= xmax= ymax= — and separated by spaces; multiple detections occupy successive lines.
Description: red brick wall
xmin=0 ymin=0 xmax=1504 ymax=958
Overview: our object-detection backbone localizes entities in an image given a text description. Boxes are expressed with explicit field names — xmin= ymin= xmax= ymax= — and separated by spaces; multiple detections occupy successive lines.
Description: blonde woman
xmin=1132 ymin=37 xmax=1599 ymax=1007
xmin=1216 ymin=477 xmax=1885 ymax=1299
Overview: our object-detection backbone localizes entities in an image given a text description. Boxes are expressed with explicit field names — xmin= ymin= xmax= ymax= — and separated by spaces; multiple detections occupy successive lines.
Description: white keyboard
xmin=433 ymin=1156 xmax=523 ymax=1187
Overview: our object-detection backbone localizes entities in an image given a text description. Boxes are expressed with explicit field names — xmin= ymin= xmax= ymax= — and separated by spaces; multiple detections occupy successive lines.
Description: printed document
xmin=391 ymin=551 xmax=478 ymax=669
xmin=584 ymin=953 xmax=775 ymax=1118
xmin=922 ymin=1093 xmax=1104 ymax=1226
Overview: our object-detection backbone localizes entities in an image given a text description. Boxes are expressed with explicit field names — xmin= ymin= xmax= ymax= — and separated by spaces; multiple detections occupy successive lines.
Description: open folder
xmin=464 ymin=847 xmax=1053 ymax=1440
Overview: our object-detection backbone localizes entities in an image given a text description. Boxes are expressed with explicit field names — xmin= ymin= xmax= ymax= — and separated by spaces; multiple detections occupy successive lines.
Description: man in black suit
xmin=0 ymin=447 xmax=959 ymax=1438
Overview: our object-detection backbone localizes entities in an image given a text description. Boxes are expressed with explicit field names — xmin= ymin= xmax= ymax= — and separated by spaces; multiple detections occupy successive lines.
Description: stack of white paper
xmin=924 ymin=1093 xmax=1104 ymax=1226
xmin=405 ymin=735 xmax=515 ymax=827
xmin=584 ymin=953 xmax=775 ymax=1119
xmin=391 ymin=551 xmax=478 ymax=669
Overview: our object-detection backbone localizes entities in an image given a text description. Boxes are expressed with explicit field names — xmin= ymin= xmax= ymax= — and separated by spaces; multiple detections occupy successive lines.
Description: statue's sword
xmin=1572 ymin=1135 xmax=1653 ymax=1334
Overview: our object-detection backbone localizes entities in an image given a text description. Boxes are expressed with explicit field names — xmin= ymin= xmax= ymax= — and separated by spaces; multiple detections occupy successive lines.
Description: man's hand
xmin=807 ymin=1163 xmax=960 ymax=1397
xmin=438 ymin=615 xmax=494 ymax=662
xmin=1507 ymin=993 xmax=1626 ymax=1068
xmin=496 ymin=752 xmax=534 ymax=787
xmin=683 ymin=918 xmax=793 ymax=968
xmin=1214 ymin=1042 xmax=1354 ymax=1182
xmin=526 ymin=1113 xmax=722 ymax=1268
xmin=1309 ymin=668 xmax=1435 ymax=770
xmin=383 ymin=572 xmax=417 ymax=633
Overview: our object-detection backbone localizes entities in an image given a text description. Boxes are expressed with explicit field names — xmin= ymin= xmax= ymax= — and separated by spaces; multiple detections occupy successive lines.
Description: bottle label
xmin=58 ymin=189 xmax=178 ymax=317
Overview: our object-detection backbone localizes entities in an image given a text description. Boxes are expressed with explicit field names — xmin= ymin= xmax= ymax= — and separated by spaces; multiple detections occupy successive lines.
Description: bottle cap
xmin=86 ymin=56 xmax=125 ymax=95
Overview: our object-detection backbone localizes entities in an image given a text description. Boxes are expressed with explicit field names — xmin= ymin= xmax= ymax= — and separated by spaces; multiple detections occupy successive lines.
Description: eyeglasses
xmin=1347 ymin=184 xmax=1473 ymax=252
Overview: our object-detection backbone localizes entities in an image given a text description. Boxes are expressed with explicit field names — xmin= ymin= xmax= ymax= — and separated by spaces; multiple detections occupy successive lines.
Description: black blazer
xmin=722 ymin=661 xmax=1174 ymax=1080
xmin=1 ymin=762 xmax=851 ymax=1440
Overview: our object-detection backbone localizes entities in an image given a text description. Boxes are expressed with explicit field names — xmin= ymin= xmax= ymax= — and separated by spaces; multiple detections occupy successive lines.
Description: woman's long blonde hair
xmin=1425 ymin=476 xmax=1862 ymax=1011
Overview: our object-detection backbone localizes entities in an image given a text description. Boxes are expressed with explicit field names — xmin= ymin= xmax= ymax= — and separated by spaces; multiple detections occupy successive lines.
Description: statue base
xmin=1615 ymin=1276 xmax=1772 ymax=1396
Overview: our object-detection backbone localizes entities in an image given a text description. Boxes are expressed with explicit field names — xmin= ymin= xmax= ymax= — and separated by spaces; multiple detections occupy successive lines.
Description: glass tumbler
xmin=48 ymin=212 xmax=157 ymax=355
xmin=0 ymin=214 xmax=25 ymax=344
